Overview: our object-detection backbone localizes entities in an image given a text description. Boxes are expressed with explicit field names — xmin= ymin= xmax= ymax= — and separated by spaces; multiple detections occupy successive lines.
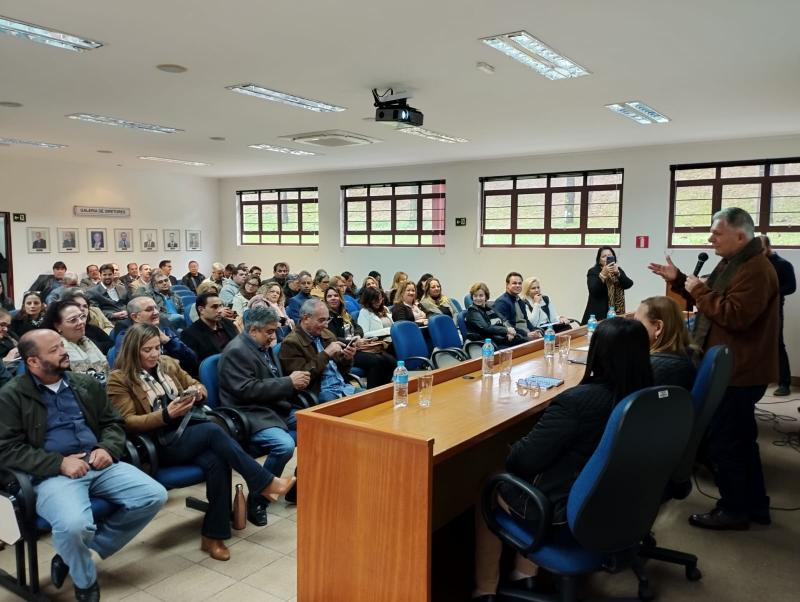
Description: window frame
xmin=341 ymin=179 xmax=446 ymax=247
xmin=669 ymin=157 xmax=800 ymax=248
xmin=237 ymin=187 xmax=319 ymax=246
xmin=479 ymin=169 xmax=624 ymax=248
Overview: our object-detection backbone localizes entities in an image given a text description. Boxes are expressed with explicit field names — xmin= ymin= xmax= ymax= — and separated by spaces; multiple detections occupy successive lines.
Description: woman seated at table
xmin=473 ymin=318 xmax=653 ymax=600
xmin=358 ymin=286 xmax=394 ymax=338
xmin=581 ymin=246 xmax=634 ymax=324
xmin=465 ymin=282 xmax=523 ymax=347
xmin=522 ymin=276 xmax=578 ymax=330
xmin=326 ymin=286 xmax=394 ymax=387
xmin=391 ymin=280 xmax=428 ymax=326
xmin=420 ymin=277 xmax=459 ymax=322
xmin=10 ymin=291 xmax=46 ymax=338
xmin=42 ymin=300 xmax=110 ymax=383
xmin=108 ymin=323 xmax=295 ymax=562
xmin=634 ymin=295 xmax=698 ymax=389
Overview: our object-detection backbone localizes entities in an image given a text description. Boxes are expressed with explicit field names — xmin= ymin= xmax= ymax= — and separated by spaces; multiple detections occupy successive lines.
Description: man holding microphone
xmin=649 ymin=207 xmax=779 ymax=530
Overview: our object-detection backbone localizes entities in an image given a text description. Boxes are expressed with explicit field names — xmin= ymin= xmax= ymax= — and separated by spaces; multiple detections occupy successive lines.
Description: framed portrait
xmin=140 ymin=228 xmax=158 ymax=252
xmin=57 ymin=228 xmax=80 ymax=253
xmin=186 ymin=229 xmax=202 ymax=251
xmin=114 ymin=228 xmax=134 ymax=252
xmin=87 ymin=228 xmax=107 ymax=252
xmin=27 ymin=227 xmax=50 ymax=254
xmin=164 ymin=229 xmax=181 ymax=251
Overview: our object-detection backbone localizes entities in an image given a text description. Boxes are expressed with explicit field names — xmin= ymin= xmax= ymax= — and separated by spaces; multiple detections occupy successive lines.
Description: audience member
xmin=129 ymin=264 xmax=152 ymax=295
xmin=220 ymin=266 xmax=247 ymax=307
xmin=188 ymin=281 xmax=221 ymax=322
xmin=145 ymin=269 xmax=185 ymax=330
xmin=388 ymin=271 xmax=408 ymax=304
xmin=420 ymin=277 xmax=460 ymax=322
xmin=261 ymin=281 xmax=294 ymax=334
xmin=0 ymin=309 xmax=20 ymax=363
xmin=279 ymin=298 xmax=361 ymax=402
xmin=10 ymin=291 xmax=46 ymax=337
xmin=249 ymin=265 xmax=262 ymax=279
xmin=158 ymin=259 xmax=178 ymax=286
xmin=358 ymin=275 xmax=380 ymax=300
xmin=760 ymin=235 xmax=796 ymax=396
xmin=341 ymin=271 xmax=357 ymax=297
xmin=207 ymin=262 xmax=224 ymax=286
xmin=180 ymin=293 xmax=238 ymax=362
xmin=43 ymin=301 xmax=109 ymax=384
xmin=330 ymin=275 xmax=359 ymax=314
xmin=224 ymin=264 xmax=236 ymax=279
xmin=108 ymin=323 xmax=295 ymax=561
xmin=28 ymin=261 xmax=67 ymax=301
xmin=88 ymin=263 xmax=129 ymax=322
xmin=391 ymin=280 xmax=428 ymax=325
xmin=358 ymin=287 xmax=394 ymax=337
xmin=45 ymin=272 xmax=80 ymax=304
xmin=59 ymin=288 xmax=115 ymax=347
xmin=286 ymin=271 xmax=313 ymax=322
xmin=271 ymin=261 xmax=290 ymax=288
xmin=0 ymin=329 xmax=167 ymax=602
xmin=465 ymin=282 xmax=523 ymax=347
xmin=282 ymin=273 xmax=301 ymax=300
xmin=181 ymin=260 xmax=206 ymax=293
xmin=120 ymin=263 xmax=139 ymax=289
xmin=0 ymin=279 xmax=14 ymax=311
xmin=79 ymin=264 xmax=101 ymax=290
xmin=232 ymin=274 xmax=260 ymax=316
xmin=522 ymin=276 xmax=576 ymax=329
xmin=581 ymin=246 xmax=634 ymax=324
xmin=493 ymin=272 xmax=543 ymax=341
xmin=416 ymin=273 xmax=433 ymax=301
xmin=310 ymin=269 xmax=330 ymax=298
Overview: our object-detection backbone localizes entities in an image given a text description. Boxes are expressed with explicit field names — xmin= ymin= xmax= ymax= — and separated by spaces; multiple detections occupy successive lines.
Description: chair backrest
xmin=198 ymin=354 xmax=221 ymax=409
xmin=107 ymin=345 xmax=118 ymax=369
xmin=172 ymin=284 xmax=190 ymax=292
xmin=390 ymin=321 xmax=430 ymax=369
xmin=184 ymin=303 xmax=195 ymax=324
xmin=463 ymin=294 xmax=473 ymax=308
xmin=567 ymin=386 xmax=693 ymax=553
xmin=450 ymin=298 xmax=463 ymax=313
xmin=428 ymin=314 xmax=463 ymax=349
xmin=457 ymin=310 xmax=470 ymax=340
xmin=351 ymin=309 xmax=360 ymax=324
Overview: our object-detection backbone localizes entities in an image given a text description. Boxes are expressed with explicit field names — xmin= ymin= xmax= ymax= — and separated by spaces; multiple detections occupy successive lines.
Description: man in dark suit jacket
xmin=88 ymin=263 xmax=129 ymax=322
xmin=29 ymin=261 xmax=67 ymax=301
xmin=219 ymin=306 xmax=310 ymax=522
xmin=180 ymin=292 xmax=238 ymax=362
xmin=492 ymin=272 xmax=542 ymax=341
xmin=181 ymin=261 xmax=206 ymax=293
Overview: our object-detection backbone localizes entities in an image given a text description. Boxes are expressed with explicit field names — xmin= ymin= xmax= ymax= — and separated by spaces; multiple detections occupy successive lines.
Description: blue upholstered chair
xmin=184 ymin=303 xmax=195 ymax=325
xmin=450 ymin=298 xmax=463 ymax=313
xmin=482 ymin=386 xmax=694 ymax=602
xmin=426 ymin=314 xmax=467 ymax=367
xmin=107 ymin=345 xmax=118 ymax=369
xmin=197 ymin=354 xmax=252 ymax=444
xmin=172 ymin=284 xmax=190 ymax=293
xmin=390 ymin=320 xmax=463 ymax=370
xmin=463 ymin=294 xmax=473 ymax=309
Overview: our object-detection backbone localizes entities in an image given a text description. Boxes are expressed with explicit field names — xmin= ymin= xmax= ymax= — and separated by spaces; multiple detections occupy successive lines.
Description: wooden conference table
xmin=296 ymin=328 xmax=589 ymax=601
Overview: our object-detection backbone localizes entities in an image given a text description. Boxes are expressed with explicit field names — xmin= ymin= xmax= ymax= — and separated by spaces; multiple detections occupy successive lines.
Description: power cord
xmin=692 ymin=471 xmax=800 ymax=512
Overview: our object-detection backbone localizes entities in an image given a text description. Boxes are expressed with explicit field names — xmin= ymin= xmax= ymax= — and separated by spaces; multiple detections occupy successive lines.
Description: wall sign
xmin=635 ymin=235 xmax=650 ymax=248
xmin=455 ymin=217 xmax=467 ymax=226
xmin=73 ymin=205 xmax=131 ymax=218
xmin=12 ymin=213 xmax=26 ymax=222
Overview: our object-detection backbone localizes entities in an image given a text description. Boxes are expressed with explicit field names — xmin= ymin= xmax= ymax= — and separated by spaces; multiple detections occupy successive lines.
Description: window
xmin=238 ymin=188 xmax=319 ymax=246
xmin=669 ymin=158 xmax=800 ymax=247
xmin=480 ymin=170 xmax=623 ymax=247
xmin=342 ymin=180 xmax=446 ymax=246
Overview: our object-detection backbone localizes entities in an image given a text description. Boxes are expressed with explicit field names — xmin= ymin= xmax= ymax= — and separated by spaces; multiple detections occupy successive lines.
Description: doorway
xmin=0 ymin=212 xmax=14 ymax=303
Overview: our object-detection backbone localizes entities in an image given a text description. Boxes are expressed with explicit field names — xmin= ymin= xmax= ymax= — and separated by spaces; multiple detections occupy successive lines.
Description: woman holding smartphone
xmin=581 ymin=246 xmax=634 ymax=324
xmin=108 ymin=323 xmax=296 ymax=562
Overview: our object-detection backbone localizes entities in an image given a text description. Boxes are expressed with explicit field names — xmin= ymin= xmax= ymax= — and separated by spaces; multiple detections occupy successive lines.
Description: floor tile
xmin=199 ymin=538 xmax=282 ymax=581
xmin=144 ymin=564 xmax=235 ymax=602
xmin=242 ymin=555 xmax=296 ymax=600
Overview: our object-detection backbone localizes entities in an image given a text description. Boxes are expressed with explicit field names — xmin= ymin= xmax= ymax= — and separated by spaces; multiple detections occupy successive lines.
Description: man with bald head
xmin=0 ymin=330 xmax=166 ymax=601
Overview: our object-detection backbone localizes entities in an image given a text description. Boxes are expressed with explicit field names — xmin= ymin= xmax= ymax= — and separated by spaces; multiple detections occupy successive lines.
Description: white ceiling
xmin=1 ymin=0 xmax=799 ymax=178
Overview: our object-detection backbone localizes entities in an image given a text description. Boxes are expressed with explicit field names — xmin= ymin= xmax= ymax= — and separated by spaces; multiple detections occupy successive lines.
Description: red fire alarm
xmin=635 ymin=235 xmax=650 ymax=249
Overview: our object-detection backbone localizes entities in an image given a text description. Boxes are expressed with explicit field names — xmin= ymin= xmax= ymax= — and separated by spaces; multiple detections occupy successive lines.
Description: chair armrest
xmin=205 ymin=408 xmax=250 ymax=445
xmin=122 ymin=438 xmax=142 ymax=469
xmin=432 ymin=348 xmax=467 ymax=368
xmin=347 ymin=373 xmax=367 ymax=390
xmin=481 ymin=473 xmax=552 ymax=557
xmin=294 ymin=391 xmax=319 ymax=409
xmin=126 ymin=433 xmax=159 ymax=476
xmin=404 ymin=356 xmax=434 ymax=370
xmin=0 ymin=467 xmax=36 ymax=524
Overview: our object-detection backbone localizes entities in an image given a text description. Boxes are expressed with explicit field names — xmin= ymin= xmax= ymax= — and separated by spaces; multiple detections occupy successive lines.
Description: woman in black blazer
xmin=464 ymin=282 xmax=523 ymax=347
xmin=581 ymin=246 xmax=634 ymax=324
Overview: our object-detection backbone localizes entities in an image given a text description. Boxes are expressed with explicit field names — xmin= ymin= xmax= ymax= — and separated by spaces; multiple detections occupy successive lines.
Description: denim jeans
xmin=318 ymin=386 xmax=365 ymax=403
xmin=250 ymin=410 xmax=297 ymax=478
xmin=34 ymin=462 xmax=167 ymax=589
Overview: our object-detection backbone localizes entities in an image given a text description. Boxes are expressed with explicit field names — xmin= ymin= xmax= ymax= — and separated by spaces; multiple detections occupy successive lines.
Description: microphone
xmin=692 ymin=252 xmax=709 ymax=277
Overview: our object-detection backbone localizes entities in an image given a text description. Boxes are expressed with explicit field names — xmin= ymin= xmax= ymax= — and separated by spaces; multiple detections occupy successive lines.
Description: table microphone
xmin=692 ymin=252 xmax=709 ymax=277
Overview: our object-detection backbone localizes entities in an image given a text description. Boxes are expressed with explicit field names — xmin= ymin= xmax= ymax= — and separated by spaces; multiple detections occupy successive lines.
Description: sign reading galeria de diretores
xmin=73 ymin=206 xmax=131 ymax=218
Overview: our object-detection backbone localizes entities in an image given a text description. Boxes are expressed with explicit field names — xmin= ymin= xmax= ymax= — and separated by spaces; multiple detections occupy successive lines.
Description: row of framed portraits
xmin=26 ymin=227 xmax=203 ymax=254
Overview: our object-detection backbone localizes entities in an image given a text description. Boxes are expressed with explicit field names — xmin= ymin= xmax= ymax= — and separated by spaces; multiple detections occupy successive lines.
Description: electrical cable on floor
xmin=754 ymin=405 xmax=799 ymax=452
xmin=691 ymin=471 xmax=800 ymax=512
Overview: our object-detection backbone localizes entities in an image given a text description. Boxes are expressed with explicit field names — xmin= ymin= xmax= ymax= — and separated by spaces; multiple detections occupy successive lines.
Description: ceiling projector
xmin=372 ymin=88 xmax=423 ymax=127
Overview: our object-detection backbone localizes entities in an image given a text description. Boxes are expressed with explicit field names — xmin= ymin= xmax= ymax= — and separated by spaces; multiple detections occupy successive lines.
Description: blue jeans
xmin=250 ymin=410 xmax=297 ymax=477
xmin=318 ymin=386 xmax=365 ymax=403
xmin=34 ymin=462 xmax=167 ymax=589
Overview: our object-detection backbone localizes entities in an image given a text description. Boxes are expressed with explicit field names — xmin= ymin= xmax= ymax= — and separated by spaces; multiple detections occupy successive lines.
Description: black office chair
xmin=639 ymin=345 xmax=733 ymax=581
xmin=482 ymin=386 xmax=694 ymax=602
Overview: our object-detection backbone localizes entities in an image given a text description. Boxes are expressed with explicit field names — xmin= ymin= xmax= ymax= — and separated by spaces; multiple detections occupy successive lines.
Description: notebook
xmin=517 ymin=375 xmax=565 ymax=390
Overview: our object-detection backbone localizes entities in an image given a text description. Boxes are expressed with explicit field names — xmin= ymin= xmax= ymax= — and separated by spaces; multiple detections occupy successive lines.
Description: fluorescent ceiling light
xmin=0 ymin=15 xmax=102 ymax=52
xmin=139 ymin=156 xmax=208 ymax=166
xmin=0 ymin=136 xmax=66 ymax=149
xmin=606 ymin=101 xmax=670 ymax=125
xmin=67 ymin=113 xmax=183 ymax=134
xmin=227 ymin=84 xmax=346 ymax=113
xmin=396 ymin=126 xmax=468 ymax=144
xmin=249 ymin=144 xmax=318 ymax=156
xmin=481 ymin=31 xmax=589 ymax=80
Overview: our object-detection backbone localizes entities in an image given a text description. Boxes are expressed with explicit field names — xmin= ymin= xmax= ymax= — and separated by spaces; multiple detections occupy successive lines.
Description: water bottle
xmin=543 ymin=325 xmax=556 ymax=360
xmin=481 ymin=339 xmax=494 ymax=376
xmin=587 ymin=314 xmax=598 ymax=341
xmin=393 ymin=361 xmax=409 ymax=408
xmin=606 ymin=306 xmax=617 ymax=320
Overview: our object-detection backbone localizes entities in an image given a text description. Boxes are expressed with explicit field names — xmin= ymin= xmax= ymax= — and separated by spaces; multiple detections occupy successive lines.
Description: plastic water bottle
xmin=481 ymin=339 xmax=494 ymax=376
xmin=587 ymin=314 xmax=598 ymax=341
xmin=544 ymin=325 xmax=556 ymax=359
xmin=393 ymin=361 xmax=409 ymax=408
xmin=606 ymin=306 xmax=617 ymax=320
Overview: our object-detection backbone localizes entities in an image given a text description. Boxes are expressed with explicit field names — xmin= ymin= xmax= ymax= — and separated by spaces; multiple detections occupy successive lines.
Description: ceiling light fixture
xmin=606 ymin=101 xmax=670 ymax=125
xmin=0 ymin=136 xmax=66 ymax=149
xmin=139 ymin=156 xmax=209 ymax=166
xmin=476 ymin=61 xmax=495 ymax=75
xmin=0 ymin=15 xmax=102 ymax=52
xmin=96 ymin=149 xmax=112 ymax=154
xmin=481 ymin=31 xmax=589 ymax=80
xmin=249 ymin=144 xmax=318 ymax=156
xmin=226 ymin=83 xmax=346 ymax=113
xmin=156 ymin=64 xmax=187 ymax=73
xmin=67 ymin=113 xmax=183 ymax=134
xmin=396 ymin=126 xmax=468 ymax=144
xmin=209 ymin=136 xmax=226 ymax=141
xmin=0 ymin=101 xmax=22 ymax=108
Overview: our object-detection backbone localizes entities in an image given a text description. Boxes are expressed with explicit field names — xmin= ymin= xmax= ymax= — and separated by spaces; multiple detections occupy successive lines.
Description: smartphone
xmin=606 ymin=258 xmax=616 ymax=266
xmin=343 ymin=337 xmax=356 ymax=349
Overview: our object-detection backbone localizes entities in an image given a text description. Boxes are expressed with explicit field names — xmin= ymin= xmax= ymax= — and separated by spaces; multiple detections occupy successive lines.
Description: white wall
xmin=220 ymin=133 xmax=800 ymax=376
xmin=1 ymin=156 xmax=220 ymax=304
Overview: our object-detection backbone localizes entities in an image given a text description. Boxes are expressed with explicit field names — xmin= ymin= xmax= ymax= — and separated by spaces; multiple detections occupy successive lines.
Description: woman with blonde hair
xmin=420 ymin=277 xmax=459 ymax=323
xmin=330 ymin=275 xmax=359 ymax=314
xmin=634 ymin=295 xmax=698 ymax=389
xmin=391 ymin=280 xmax=427 ymax=325
xmin=388 ymin=271 xmax=408 ymax=306
xmin=522 ymin=277 xmax=576 ymax=329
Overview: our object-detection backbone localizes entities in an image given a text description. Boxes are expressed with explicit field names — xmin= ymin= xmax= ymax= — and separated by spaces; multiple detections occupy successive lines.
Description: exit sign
xmin=13 ymin=213 xmax=26 ymax=222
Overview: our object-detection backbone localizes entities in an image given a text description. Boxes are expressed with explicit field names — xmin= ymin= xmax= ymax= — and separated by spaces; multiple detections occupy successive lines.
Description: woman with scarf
xmin=420 ymin=277 xmax=459 ymax=323
xmin=581 ymin=246 xmax=634 ymax=324
xmin=232 ymin=274 xmax=261 ymax=316
xmin=43 ymin=300 xmax=110 ymax=383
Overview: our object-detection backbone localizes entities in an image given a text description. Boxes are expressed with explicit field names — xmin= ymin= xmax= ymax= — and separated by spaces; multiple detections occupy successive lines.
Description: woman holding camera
xmin=581 ymin=246 xmax=634 ymax=324
xmin=108 ymin=323 xmax=295 ymax=562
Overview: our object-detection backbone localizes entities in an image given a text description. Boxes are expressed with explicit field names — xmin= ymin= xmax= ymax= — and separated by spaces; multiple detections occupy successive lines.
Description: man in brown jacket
xmin=650 ymin=207 xmax=779 ymax=530
xmin=278 ymin=297 xmax=360 ymax=402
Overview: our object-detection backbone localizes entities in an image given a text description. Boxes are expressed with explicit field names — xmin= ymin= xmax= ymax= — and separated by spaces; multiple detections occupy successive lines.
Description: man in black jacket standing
xmin=761 ymin=235 xmax=796 ymax=396
xmin=0 ymin=330 xmax=166 ymax=601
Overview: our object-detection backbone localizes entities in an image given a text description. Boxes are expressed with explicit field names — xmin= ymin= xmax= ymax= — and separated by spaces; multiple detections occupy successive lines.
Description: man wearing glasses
xmin=142 ymin=269 xmax=185 ymax=331
xmin=180 ymin=293 xmax=238 ymax=363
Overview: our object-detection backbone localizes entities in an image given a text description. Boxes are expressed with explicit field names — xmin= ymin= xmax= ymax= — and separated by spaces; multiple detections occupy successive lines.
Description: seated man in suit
xmin=0 ymin=330 xmax=167 ymax=602
xmin=79 ymin=264 xmax=102 ymax=290
xmin=181 ymin=261 xmax=206 ymax=293
xmin=492 ymin=271 xmax=543 ymax=342
xmin=180 ymin=292 xmax=238 ymax=362
xmin=279 ymin=298 xmax=360 ymax=402
xmin=158 ymin=260 xmax=179 ymax=286
xmin=219 ymin=306 xmax=310 ymax=523
xmin=88 ymin=263 xmax=129 ymax=322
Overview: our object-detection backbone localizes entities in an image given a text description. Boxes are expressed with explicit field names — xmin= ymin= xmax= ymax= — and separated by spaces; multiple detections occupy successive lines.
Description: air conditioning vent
xmin=282 ymin=130 xmax=381 ymax=148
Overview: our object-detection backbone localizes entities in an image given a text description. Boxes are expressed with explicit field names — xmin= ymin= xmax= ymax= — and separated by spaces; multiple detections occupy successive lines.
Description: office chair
xmin=451 ymin=298 xmax=464 ymax=313
xmin=198 ymin=354 xmax=253 ymax=444
xmin=482 ymin=386 xmax=694 ymax=602
xmin=391 ymin=321 xmax=463 ymax=370
xmin=427 ymin=315 xmax=468 ymax=367
xmin=107 ymin=345 xmax=118 ymax=369
xmin=463 ymin=294 xmax=474 ymax=309
xmin=639 ymin=345 xmax=732 ymax=581
xmin=457 ymin=310 xmax=470 ymax=340
xmin=184 ymin=303 xmax=195 ymax=325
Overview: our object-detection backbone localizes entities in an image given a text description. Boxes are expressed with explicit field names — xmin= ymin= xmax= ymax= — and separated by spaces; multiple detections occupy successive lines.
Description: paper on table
xmin=573 ymin=344 xmax=590 ymax=352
